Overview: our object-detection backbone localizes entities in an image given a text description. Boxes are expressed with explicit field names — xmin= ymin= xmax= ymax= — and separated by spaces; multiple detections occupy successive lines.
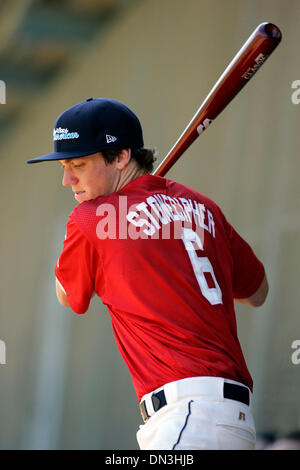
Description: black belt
xmin=139 ymin=382 xmax=250 ymax=423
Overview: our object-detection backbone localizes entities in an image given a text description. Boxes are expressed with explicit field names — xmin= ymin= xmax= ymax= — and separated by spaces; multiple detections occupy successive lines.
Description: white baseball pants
xmin=136 ymin=377 xmax=256 ymax=450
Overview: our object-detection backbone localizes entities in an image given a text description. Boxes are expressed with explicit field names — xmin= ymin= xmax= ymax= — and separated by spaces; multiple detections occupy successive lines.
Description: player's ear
xmin=115 ymin=149 xmax=131 ymax=170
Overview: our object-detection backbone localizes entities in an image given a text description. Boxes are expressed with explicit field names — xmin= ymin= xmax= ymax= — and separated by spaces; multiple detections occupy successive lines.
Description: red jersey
xmin=55 ymin=175 xmax=265 ymax=400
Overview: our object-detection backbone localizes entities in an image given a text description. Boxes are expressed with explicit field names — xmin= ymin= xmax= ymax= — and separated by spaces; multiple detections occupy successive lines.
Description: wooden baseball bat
xmin=154 ymin=22 xmax=281 ymax=177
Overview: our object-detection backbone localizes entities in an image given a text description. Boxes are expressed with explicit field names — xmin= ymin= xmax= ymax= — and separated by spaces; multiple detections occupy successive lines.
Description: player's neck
xmin=117 ymin=160 xmax=148 ymax=191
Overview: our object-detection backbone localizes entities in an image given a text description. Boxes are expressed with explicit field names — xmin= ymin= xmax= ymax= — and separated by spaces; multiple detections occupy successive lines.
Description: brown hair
xmin=101 ymin=147 xmax=157 ymax=173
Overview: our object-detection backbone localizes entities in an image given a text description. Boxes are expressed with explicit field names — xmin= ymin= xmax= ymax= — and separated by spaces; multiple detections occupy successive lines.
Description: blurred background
xmin=0 ymin=0 xmax=299 ymax=450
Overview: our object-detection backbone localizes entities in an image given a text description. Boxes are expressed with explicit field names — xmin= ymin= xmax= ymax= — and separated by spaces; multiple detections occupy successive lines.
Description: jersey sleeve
xmin=227 ymin=223 xmax=265 ymax=299
xmin=55 ymin=216 xmax=99 ymax=314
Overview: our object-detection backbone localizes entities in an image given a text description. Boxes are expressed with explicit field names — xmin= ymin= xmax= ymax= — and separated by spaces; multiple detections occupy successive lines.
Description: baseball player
xmin=27 ymin=98 xmax=268 ymax=450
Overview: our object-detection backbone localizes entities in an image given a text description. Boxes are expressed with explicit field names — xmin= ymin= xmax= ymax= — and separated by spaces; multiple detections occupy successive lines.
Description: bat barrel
xmin=154 ymin=22 xmax=281 ymax=177
xmin=261 ymin=22 xmax=282 ymax=40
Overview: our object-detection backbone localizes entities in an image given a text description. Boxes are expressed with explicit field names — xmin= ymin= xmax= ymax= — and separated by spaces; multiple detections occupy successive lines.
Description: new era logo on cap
xmin=106 ymin=134 xmax=117 ymax=143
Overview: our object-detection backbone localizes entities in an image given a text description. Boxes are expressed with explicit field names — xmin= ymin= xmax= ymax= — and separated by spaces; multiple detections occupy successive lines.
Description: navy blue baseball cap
xmin=27 ymin=97 xmax=144 ymax=163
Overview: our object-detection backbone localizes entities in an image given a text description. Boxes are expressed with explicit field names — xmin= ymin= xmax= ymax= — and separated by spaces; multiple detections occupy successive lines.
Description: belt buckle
xmin=139 ymin=400 xmax=149 ymax=423
xmin=139 ymin=389 xmax=167 ymax=423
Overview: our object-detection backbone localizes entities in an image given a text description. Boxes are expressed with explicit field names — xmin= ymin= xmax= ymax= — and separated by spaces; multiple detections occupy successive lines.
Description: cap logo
xmin=106 ymin=134 xmax=117 ymax=143
xmin=53 ymin=127 xmax=79 ymax=141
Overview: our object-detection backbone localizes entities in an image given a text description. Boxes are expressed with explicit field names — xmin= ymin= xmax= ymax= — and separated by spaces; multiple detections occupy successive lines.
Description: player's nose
xmin=62 ymin=168 xmax=78 ymax=186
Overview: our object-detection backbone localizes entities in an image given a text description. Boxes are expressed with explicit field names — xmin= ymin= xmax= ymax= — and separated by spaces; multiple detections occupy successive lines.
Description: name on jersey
xmin=96 ymin=193 xmax=215 ymax=240
xmin=127 ymin=193 xmax=215 ymax=238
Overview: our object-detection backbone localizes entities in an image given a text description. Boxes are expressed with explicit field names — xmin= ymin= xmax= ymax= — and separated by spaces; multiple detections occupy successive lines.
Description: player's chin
xmin=74 ymin=191 xmax=88 ymax=203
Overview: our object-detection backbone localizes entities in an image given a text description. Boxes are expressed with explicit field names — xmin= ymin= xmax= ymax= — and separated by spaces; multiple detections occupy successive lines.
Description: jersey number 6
xmin=182 ymin=228 xmax=223 ymax=306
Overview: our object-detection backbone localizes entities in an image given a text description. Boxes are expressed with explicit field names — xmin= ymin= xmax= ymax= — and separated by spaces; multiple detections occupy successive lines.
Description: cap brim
xmin=26 ymin=149 xmax=102 ymax=164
